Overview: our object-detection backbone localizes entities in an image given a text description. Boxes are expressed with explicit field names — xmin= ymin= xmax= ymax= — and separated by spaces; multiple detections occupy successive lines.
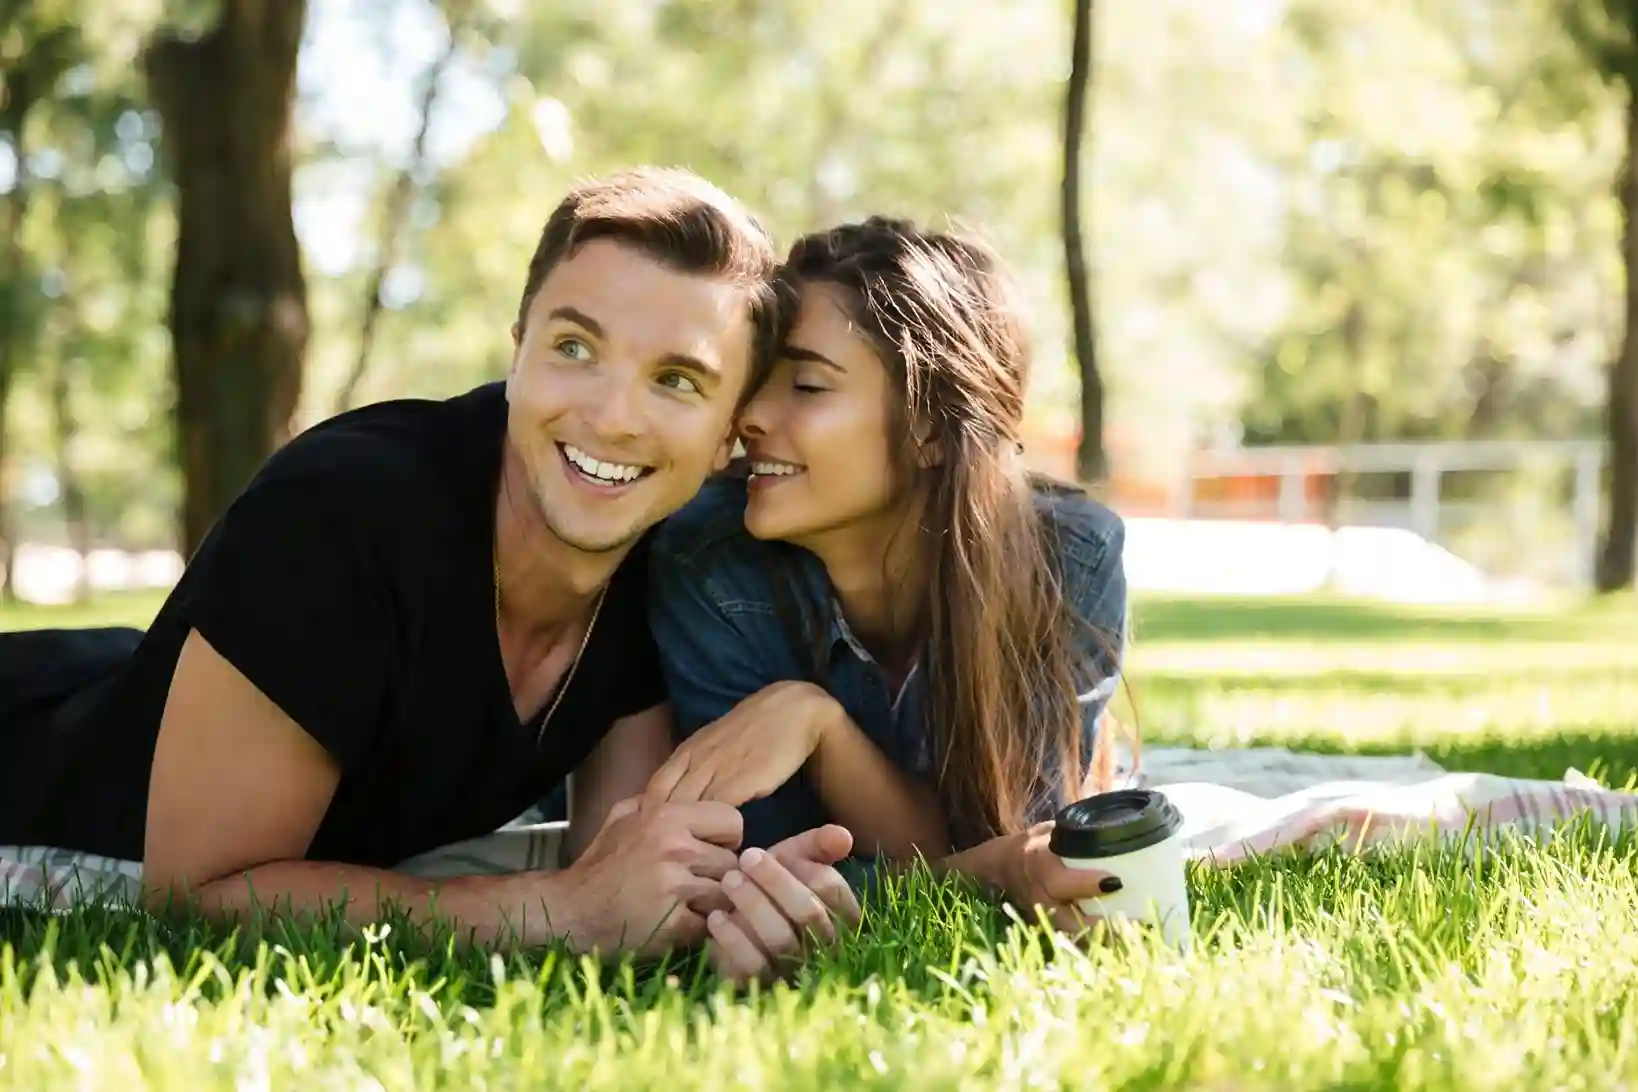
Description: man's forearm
xmin=170 ymin=860 xmax=581 ymax=950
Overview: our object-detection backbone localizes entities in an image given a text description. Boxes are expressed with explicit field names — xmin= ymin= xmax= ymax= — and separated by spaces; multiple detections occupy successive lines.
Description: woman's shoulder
xmin=1031 ymin=476 xmax=1126 ymax=568
xmin=1031 ymin=476 xmax=1130 ymax=649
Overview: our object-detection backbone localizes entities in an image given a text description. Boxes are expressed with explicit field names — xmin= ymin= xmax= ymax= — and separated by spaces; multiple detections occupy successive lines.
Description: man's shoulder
xmin=243 ymin=383 xmax=503 ymax=525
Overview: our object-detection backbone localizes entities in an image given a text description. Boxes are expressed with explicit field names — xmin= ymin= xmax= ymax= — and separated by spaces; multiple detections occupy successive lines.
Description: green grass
xmin=2 ymin=591 xmax=1636 ymax=1089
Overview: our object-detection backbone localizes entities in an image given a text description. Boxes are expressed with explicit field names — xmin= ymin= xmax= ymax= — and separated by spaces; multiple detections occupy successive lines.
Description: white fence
xmin=1177 ymin=438 xmax=1607 ymax=589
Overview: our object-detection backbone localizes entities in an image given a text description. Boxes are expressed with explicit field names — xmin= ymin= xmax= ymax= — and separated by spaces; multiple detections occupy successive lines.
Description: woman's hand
xmin=643 ymin=681 xmax=840 ymax=807
xmin=996 ymin=821 xmax=1122 ymax=933
xmin=703 ymin=825 xmax=863 ymax=984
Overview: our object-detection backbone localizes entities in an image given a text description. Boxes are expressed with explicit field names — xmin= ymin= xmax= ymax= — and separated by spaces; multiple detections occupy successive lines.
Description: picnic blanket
xmin=0 ymin=822 xmax=571 ymax=914
xmin=4 ymin=748 xmax=1635 ymax=911
xmin=1122 ymin=746 xmax=1638 ymax=865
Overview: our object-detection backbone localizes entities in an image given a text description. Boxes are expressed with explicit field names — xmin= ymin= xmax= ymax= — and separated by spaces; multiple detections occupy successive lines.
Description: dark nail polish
xmin=1099 ymin=876 xmax=1123 ymax=894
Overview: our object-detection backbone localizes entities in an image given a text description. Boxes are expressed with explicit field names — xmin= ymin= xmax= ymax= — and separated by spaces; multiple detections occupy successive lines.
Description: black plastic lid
xmin=1048 ymin=789 xmax=1184 ymax=859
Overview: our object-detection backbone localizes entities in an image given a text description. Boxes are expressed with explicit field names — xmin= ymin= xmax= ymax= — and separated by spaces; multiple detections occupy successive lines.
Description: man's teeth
xmin=564 ymin=444 xmax=647 ymax=484
xmin=750 ymin=461 xmax=802 ymax=476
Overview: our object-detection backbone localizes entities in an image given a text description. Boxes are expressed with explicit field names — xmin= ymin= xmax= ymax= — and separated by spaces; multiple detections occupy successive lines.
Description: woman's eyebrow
xmin=783 ymin=344 xmax=843 ymax=371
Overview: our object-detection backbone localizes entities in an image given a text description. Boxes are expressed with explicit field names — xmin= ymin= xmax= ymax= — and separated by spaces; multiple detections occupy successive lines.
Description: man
xmin=0 ymin=167 xmax=857 ymax=961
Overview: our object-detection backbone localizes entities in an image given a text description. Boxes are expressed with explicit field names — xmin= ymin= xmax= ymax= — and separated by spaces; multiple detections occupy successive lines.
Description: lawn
xmin=1 ymin=591 xmax=1635 ymax=1090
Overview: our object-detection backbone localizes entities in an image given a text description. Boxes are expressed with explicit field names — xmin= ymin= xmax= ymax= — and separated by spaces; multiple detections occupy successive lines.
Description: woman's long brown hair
xmin=775 ymin=218 xmax=1121 ymax=845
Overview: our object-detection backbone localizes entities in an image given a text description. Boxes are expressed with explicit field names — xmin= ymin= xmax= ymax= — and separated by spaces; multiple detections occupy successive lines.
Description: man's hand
xmin=643 ymin=681 xmax=840 ymax=807
xmin=703 ymin=824 xmax=863 ymax=984
xmin=548 ymin=797 xmax=744 ymax=956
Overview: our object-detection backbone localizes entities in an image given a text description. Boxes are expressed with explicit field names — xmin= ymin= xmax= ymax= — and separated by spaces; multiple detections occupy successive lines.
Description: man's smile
xmin=557 ymin=442 xmax=656 ymax=493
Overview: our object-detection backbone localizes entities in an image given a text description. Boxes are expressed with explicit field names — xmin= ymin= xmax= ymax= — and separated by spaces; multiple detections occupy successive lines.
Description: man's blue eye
xmin=661 ymin=373 xmax=702 ymax=395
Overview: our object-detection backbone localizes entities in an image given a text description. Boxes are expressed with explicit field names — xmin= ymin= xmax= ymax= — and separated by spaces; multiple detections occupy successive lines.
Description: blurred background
xmin=2 ymin=0 xmax=1636 ymax=608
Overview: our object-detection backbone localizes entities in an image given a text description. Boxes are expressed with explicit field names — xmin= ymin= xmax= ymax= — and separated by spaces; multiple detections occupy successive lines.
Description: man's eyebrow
xmin=782 ymin=344 xmax=842 ymax=370
xmin=548 ymin=306 xmax=606 ymax=339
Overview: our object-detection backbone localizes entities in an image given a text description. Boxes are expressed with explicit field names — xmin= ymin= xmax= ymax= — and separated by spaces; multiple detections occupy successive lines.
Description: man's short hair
xmin=517 ymin=167 xmax=785 ymax=398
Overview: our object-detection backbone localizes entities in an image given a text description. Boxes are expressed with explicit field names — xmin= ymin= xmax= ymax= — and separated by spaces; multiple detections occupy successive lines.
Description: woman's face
xmin=738 ymin=282 xmax=909 ymax=547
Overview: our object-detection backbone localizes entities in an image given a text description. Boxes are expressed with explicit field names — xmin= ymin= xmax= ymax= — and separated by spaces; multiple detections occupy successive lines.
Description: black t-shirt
xmin=0 ymin=382 xmax=665 ymax=865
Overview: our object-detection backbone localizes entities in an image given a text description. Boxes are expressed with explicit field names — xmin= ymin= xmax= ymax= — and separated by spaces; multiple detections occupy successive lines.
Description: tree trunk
xmin=1596 ymin=89 xmax=1638 ymax=594
xmin=144 ymin=0 xmax=310 ymax=557
xmin=1063 ymin=0 xmax=1105 ymax=483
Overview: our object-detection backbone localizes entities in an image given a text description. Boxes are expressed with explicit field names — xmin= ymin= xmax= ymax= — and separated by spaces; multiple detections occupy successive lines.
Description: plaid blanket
xmin=0 ymin=822 xmax=568 ymax=913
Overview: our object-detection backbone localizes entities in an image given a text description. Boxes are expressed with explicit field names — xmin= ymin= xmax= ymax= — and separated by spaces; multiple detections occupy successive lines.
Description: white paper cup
xmin=1049 ymin=788 xmax=1191 ymax=948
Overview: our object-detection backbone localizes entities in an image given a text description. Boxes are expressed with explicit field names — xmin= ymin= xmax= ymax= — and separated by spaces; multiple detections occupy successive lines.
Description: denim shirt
xmin=648 ymin=475 xmax=1129 ymax=852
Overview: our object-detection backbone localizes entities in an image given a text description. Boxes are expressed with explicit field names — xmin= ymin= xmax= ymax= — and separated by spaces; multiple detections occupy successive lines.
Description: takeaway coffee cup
xmin=1049 ymin=788 xmax=1191 ymax=948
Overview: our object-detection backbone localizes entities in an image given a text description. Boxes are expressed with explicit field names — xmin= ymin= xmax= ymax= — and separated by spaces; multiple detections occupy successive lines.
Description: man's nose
xmin=584 ymin=368 xmax=646 ymax=440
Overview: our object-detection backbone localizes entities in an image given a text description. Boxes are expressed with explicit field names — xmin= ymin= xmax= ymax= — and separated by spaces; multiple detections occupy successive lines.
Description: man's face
xmin=506 ymin=238 xmax=755 ymax=553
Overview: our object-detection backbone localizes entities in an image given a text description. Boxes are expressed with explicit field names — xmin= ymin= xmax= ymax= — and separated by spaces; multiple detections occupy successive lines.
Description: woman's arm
xmin=648 ymin=528 xmax=948 ymax=857
xmin=807 ymin=696 xmax=951 ymax=859
xmin=641 ymin=680 xmax=953 ymax=860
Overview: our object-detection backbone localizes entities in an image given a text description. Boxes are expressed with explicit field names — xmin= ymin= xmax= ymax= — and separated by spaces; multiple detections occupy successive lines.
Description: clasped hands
xmin=558 ymin=682 xmax=857 ymax=983
xmin=566 ymin=793 xmax=858 ymax=984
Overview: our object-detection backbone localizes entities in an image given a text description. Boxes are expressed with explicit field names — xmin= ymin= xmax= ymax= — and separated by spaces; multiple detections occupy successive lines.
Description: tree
xmin=1063 ymin=0 xmax=1104 ymax=482
xmin=144 ymin=0 xmax=309 ymax=556
xmin=1566 ymin=0 xmax=1638 ymax=592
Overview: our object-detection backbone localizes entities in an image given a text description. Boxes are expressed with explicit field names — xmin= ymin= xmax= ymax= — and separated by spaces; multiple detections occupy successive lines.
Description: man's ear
xmin=713 ymin=430 xmax=737 ymax=472
xmin=506 ymin=323 xmax=523 ymax=387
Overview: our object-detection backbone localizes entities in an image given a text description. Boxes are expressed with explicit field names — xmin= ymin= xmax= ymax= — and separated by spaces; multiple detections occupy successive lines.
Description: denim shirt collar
xmin=828 ymin=599 xmax=922 ymax=711
xmin=790 ymin=548 xmax=924 ymax=713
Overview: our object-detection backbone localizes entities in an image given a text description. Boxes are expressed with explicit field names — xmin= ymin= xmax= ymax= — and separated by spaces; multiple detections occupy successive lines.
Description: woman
xmin=643 ymin=218 xmax=1129 ymax=973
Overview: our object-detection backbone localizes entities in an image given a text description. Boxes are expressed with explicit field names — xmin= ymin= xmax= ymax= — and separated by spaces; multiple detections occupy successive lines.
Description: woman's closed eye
xmin=792 ymin=369 xmax=829 ymax=394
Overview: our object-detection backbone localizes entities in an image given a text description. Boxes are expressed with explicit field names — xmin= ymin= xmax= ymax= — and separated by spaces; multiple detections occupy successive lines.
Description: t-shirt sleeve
xmin=177 ymin=479 xmax=395 ymax=774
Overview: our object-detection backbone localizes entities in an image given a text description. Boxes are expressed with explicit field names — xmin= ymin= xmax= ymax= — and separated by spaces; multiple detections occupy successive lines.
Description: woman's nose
xmin=738 ymin=397 xmax=770 ymax=439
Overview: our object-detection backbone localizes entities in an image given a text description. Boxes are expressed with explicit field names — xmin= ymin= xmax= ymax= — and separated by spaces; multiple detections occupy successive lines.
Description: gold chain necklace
xmin=495 ymin=548 xmax=606 ymax=745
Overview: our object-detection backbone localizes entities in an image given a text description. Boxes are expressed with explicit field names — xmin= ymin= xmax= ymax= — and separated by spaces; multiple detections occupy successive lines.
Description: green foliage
xmin=1565 ymin=0 xmax=1638 ymax=87
xmin=4 ymin=0 xmax=1637 ymax=547
xmin=1243 ymin=0 xmax=1618 ymax=446
xmin=0 ymin=1 xmax=175 ymax=551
